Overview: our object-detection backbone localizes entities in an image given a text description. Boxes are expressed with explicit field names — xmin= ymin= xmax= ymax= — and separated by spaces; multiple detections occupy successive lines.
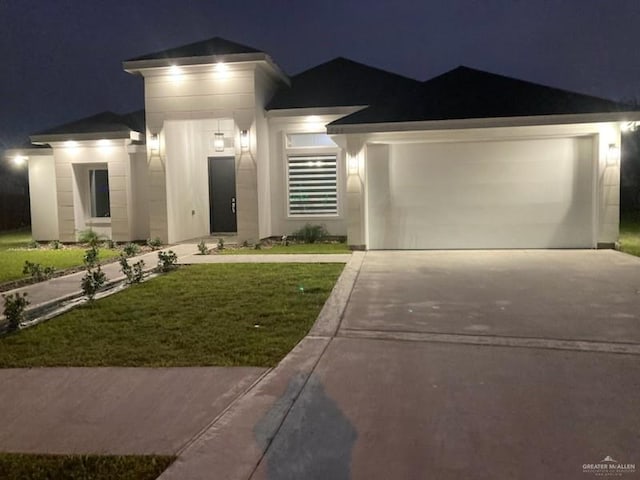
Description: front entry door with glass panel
xmin=208 ymin=157 xmax=237 ymax=233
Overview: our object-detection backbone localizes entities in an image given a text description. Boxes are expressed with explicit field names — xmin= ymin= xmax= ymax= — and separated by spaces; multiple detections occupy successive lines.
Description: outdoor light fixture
xmin=215 ymin=62 xmax=228 ymax=73
xmin=214 ymin=132 xmax=225 ymax=152
xmin=607 ymin=143 xmax=620 ymax=166
xmin=149 ymin=134 xmax=159 ymax=153
xmin=348 ymin=156 xmax=359 ymax=174
xmin=240 ymin=129 xmax=250 ymax=151
xmin=13 ymin=155 xmax=27 ymax=166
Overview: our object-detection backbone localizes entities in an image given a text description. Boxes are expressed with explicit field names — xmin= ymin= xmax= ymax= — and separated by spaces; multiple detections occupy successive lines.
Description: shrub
xmin=78 ymin=229 xmax=105 ymax=247
xmin=217 ymin=238 xmax=224 ymax=251
xmin=293 ymin=223 xmax=328 ymax=244
xmin=22 ymin=261 xmax=55 ymax=281
xmin=123 ymin=242 xmax=140 ymax=257
xmin=2 ymin=292 xmax=29 ymax=332
xmin=26 ymin=240 xmax=39 ymax=249
xmin=105 ymin=239 xmax=117 ymax=249
xmin=83 ymin=246 xmax=99 ymax=268
xmin=197 ymin=240 xmax=208 ymax=255
xmin=81 ymin=266 xmax=107 ymax=301
xmin=157 ymin=250 xmax=178 ymax=272
xmin=49 ymin=240 xmax=62 ymax=250
xmin=119 ymin=256 xmax=145 ymax=284
xmin=147 ymin=237 xmax=163 ymax=250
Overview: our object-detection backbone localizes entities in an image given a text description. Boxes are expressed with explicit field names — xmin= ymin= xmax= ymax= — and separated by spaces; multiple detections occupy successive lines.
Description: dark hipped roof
xmin=32 ymin=110 xmax=145 ymax=138
xmin=267 ymin=57 xmax=420 ymax=110
xmin=330 ymin=66 xmax=636 ymax=126
xmin=126 ymin=36 xmax=262 ymax=62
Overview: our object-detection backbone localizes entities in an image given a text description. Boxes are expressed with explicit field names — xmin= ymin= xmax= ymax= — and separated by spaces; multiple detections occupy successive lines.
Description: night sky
xmin=1 ymin=0 xmax=640 ymax=153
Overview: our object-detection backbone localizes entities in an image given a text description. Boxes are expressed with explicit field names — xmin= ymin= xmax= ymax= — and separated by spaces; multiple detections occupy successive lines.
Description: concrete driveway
xmin=250 ymin=250 xmax=640 ymax=480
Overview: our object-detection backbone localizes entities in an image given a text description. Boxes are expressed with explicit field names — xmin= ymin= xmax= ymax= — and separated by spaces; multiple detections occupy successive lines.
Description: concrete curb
xmin=157 ymin=252 xmax=365 ymax=480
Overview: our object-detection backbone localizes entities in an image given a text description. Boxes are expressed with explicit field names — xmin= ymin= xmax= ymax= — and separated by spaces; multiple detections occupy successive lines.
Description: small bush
xmin=147 ymin=237 xmax=163 ymax=250
xmin=49 ymin=240 xmax=62 ymax=250
xmin=254 ymin=243 xmax=262 ymax=250
xmin=78 ymin=229 xmax=105 ymax=248
xmin=293 ymin=223 xmax=328 ymax=244
xmin=105 ymin=239 xmax=117 ymax=249
xmin=217 ymin=238 xmax=224 ymax=251
xmin=157 ymin=250 xmax=178 ymax=273
xmin=26 ymin=240 xmax=39 ymax=249
xmin=83 ymin=246 xmax=99 ymax=268
xmin=119 ymin=256 xmax=145 ymax=284
xmin=197 ymin=240 xmax=208 ymax=255
xmin=81 ymin=266 xmax=107 ymax=301
xmin=2 ymin=293 xmax=29 ymax=332
xmin=22 ymin=261 xmax=55 ymax=282
xmin=123 ymin=243 xmax=140 ymax=257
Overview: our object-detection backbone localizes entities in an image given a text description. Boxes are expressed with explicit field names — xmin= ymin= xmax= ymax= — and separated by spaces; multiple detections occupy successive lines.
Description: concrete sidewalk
xmin=2 ymin=243 xmax=199 ymax=316
xmin=2 ymin=245 xmax=351 ymax=319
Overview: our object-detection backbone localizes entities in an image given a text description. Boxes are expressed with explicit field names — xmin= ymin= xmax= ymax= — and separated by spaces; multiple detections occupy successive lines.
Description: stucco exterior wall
xmin=267 ymin=114 xmax=348 ymax=239
xmin=28 ymin=155 xmax=59 ymax=241
xmin=50 ymin=140 xmax=134 ymax=242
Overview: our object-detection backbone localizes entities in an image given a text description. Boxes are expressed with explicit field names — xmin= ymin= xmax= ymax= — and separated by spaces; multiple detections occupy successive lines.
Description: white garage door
xmin=367 ymin=137 xmax=595 ymax=249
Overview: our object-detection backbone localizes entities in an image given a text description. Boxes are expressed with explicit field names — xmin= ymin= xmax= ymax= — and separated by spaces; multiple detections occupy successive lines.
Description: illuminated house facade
xmin=11 ymin=37 xmax=640 ymax=249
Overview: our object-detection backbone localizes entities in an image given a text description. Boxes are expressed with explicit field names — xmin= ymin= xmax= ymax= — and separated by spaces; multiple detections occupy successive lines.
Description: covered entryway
xmin=367 ymin=136 xmax=595 ymax=249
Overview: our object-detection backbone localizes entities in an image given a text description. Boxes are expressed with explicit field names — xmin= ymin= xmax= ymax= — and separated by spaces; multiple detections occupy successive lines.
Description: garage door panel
xmin=368 ymin=137 xmax=594 ymax=249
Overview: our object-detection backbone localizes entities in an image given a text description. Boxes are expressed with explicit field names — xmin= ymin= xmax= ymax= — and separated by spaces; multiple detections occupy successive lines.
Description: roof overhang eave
xmin=30 ymin=130 xmax=136 ymax=144
xmin=327 ymin=111 xmax=640 ymax=135
xmin=5 ymin=147 xmax=53 ymax=159
xmin=123 ymin=52 xmax=290 ymax=85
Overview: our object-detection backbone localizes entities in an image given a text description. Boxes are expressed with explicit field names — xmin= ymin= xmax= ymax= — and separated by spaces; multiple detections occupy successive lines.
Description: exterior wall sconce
xmin=607 ymin=143 xmax=620 ymax=166
xmin=13 ymin=155 xmax=27 ymax=167
xmin=348 ymin=155 xmax=359 ymax=175
xmin=214 ymin=132 xmax=225 ymax=152
xmin=149 ymin=134 xmax=160 ymax=153
xmin=240 ymin=129 xmax=250 ymax=151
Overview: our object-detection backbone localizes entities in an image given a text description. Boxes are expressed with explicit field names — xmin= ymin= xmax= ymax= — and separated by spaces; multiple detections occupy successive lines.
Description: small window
xmin=286 ymin=133 xmax=337 ymax=148
xmin=288 ymin=155 xmax=337 ymax=216
xmin=89 ymin=169 xmax=110 ymax=217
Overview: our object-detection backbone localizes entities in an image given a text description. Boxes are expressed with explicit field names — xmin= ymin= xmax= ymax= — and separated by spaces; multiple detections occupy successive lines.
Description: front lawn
xmin=0 ymin=230 xmax=119 ymax=284
xmin=619 ymin=212 xmax=640 ymax=256
xmin=0 ymin=263 xmax=344 ymax=368
xmin=0 ymin=453 xmax=174 ymax=480
xmin=222 ymin=242 xmax=351 ymax=255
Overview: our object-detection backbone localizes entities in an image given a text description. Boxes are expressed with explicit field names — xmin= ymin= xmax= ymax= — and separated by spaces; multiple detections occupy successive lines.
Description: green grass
xmin=0 ymin=230 xmax=119 ymax=284
xmin=223 ymin=242 xmax=351 ymax=254
xmin=619 ymin=212 xmax=640 ymax=256
xmin=0 ymin=263 xmax=344 ymax=368
xmin=0 ymin=453 xmax=174 ymax=480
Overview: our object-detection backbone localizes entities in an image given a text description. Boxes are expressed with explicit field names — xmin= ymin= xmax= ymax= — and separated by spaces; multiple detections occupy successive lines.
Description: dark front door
xmin=208 ymin=157 xmax=237 ymax=233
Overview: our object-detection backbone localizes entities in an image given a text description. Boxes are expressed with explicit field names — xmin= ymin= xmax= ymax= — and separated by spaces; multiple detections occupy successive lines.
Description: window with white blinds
xmin=288 ymin=155 xmax=338 ymax=216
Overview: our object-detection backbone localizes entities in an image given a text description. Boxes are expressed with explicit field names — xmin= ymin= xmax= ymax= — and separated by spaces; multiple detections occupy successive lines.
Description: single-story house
xmin=9 ymin=36 xmax=640 ymax=249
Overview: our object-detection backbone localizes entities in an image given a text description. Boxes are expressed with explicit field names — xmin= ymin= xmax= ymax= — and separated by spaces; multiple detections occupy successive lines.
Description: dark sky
xmin=1 ymin=0 xmax=640 ymax=152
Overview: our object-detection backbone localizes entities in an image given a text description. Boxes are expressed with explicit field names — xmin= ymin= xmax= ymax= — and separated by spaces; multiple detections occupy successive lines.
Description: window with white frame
xmin=89 ymin=169 xmax=110 ymax=218
xmin=286 ymin=133 xmax=338 ymax=216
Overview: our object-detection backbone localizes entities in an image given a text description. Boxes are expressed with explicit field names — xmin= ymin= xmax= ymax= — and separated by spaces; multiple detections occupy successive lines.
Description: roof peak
xmin=126 ymin=36 xmax=263 ymax=62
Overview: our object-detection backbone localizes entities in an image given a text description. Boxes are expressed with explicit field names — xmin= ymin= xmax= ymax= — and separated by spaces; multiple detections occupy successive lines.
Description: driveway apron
xmin=248 ymin=250 xmax=640 ymax=480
